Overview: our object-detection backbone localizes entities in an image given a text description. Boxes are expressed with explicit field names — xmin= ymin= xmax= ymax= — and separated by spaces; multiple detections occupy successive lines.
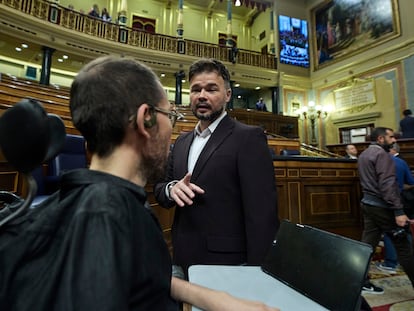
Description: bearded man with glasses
xmin=0 ymin=56 xmax=279 ymax=311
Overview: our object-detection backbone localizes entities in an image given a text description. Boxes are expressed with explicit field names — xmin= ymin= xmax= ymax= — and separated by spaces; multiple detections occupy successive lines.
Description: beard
xmin=142 ymin=153 xmax=167 ymax=184
xmin=192 ymin=103 xmax=224 ymax=122
xmin=141 ymin=131 xmax=170 ymax=184
xmin=381 ymin=143 xmax=394 ymax=152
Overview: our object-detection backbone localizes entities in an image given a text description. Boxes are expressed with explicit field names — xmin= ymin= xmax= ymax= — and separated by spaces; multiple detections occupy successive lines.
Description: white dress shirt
xmin=187 ymin=111 xmax=227 ymax=173
xmin=165 ymin=111 xmax=227 ymax=199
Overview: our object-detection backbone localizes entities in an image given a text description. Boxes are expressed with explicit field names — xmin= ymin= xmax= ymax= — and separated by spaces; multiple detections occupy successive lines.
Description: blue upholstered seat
xmin=31 ymin=134 xmax=87 ymax=207
xmin=280 ymin=149 xmax=300 ymax=156
xmin=31 ymin=165 xmax=50 ymax=207
xmin=48 ymin=134 xmax=87 ymax=176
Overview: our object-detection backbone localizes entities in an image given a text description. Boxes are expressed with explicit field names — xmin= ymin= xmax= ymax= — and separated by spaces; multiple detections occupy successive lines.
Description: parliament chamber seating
xmin=0 ymin=75 xmax=366 ymax=246
xmin=31 ymin=165 xmax=52 ymax=207
xmin=30 ymin=134 xmax=87 ymax=207
xmin=327 ymin=140 xmax=414 ymax=172
xmin=46 ymin=134 xmax=87 ymax=192
xmin=0 ymin=75 xmax=78 ymax=135
xmin=279 ymin=149 xmax=301 ymax=156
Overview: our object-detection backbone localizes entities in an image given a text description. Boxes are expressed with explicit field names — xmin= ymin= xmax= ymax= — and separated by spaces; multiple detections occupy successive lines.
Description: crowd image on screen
xmin=278 ymin=15 xmax=310 ymax=68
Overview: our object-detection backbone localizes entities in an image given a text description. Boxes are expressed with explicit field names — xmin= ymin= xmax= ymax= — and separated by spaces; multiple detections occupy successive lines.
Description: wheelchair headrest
xmin=0 ymin=98 xmax=66 ymax=173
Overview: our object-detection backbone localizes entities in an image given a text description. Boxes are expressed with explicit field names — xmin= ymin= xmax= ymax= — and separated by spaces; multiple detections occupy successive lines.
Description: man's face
xmin=347 ymin=145 xmax=357 ymax=156
xmin=379 ymin=129 xmax=396 ymax=151
xmin=141 ymin=91 xmax=172 ymax=183
xmin=189 ymin=71 xmax=231 ymax=124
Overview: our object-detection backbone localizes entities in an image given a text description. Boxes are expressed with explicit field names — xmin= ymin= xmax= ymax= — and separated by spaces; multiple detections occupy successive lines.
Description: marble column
xmin=39 ymin=46 xmax=55 ymax=85
xmin=118 ymin=0 xmax=128 ymax=25
xmin=226 ymin=0 xmax=233 ymax=47
xmin=271 ymin=86 xmax=279 ymax=114
xmin=175 ymin=71 xmax=185 ymax=106
xmin=269 ymin=9 xmax=276 ymax=55
xmin=177 ymin=0 xmax=185 ymax=53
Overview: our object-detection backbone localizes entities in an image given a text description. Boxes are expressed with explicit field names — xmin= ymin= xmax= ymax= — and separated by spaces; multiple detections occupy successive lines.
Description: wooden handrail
xmin=0 ymin=0 xmax=277 ymax=70
xmin=301 ymin=143 xmax=342 ymax=158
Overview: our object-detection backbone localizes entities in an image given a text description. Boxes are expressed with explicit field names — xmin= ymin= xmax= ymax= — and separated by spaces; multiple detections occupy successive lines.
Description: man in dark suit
xmin=255 ymin=98 xmax=268 ymax=111
xmin=399 ymin=109 xmax=414 ymax=138
xmin=344 ymin=144 xmax=358 ymax=159
xmin=154 ymin=59 xmax=279 ymax=275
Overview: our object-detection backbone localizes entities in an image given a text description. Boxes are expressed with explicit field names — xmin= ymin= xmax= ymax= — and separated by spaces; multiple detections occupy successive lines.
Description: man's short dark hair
xmin=69 ymin=56 xmax=164 ymax=157
xmin=370 ymin=127 xmax=393 ymax=142
xmin=188 ymin=58 xmax=231 ymax=88
xmin=403 ymin=109 xmax=412 ymax=116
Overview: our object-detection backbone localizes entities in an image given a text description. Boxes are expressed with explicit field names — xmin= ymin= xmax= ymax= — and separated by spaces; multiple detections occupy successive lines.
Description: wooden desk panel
xmin=0 ymin=151 xmax=26 ymax=196
xmin=273 ymin=157 xmax=362 ymax=240
xmin=327 ymin=139 xmax=414 ymax=171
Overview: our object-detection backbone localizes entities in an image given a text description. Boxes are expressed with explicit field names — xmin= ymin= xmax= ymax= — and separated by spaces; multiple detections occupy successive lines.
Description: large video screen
xmin=278 ymin=15 xmax=310 ymax=68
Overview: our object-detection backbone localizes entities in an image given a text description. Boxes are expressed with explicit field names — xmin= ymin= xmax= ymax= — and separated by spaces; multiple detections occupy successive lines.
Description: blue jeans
xmin=383 ymin=232 xmax=413 ymax=268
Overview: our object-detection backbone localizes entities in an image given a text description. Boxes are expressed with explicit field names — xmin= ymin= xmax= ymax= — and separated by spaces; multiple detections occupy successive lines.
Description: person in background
xmin=101 ymin=8 xmax=112 ymax=22
xmin=358 ymin=127 xmax=414 ymax=295
xmin=377 ymin=143 xmax=414 ymax=274
xmin=154 ymin=58 xmax=279 ymax=278
xmin=0 ymin=56 xmax=279 ymax=311
xmin=344 ymin=144 xmax=358 ymax=159
xmin=88 ymin=4 xmax=100 ymax=18
xmin=255 ymin=97 xmax=268 ymax=112
xmin=399 ymin=109 xmax=414 ymax=138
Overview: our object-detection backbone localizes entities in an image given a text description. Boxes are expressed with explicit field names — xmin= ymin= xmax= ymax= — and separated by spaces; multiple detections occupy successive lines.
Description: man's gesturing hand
xmin=170 ymin=173 xmax=205 ymax=207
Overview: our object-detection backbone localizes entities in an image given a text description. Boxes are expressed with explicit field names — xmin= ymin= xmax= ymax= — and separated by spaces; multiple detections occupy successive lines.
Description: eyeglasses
xmin=152 ymin=106 xmax=184 ymax=127
xmin=129 ymin=105 xmax=184 ymax=128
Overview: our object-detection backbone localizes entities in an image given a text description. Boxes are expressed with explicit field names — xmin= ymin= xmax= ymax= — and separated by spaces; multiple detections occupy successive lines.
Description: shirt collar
xmin=195 ymin=110 xmax=227 ymax=136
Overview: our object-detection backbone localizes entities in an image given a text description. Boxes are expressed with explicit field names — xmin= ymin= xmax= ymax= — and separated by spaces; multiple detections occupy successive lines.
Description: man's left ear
xmin=137 ymin=104 xmax=154 ymax=138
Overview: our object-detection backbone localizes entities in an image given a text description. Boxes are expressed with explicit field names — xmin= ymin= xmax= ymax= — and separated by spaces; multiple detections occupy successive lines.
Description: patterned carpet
xmin=363 ymin=262 xmax=414 ymax=311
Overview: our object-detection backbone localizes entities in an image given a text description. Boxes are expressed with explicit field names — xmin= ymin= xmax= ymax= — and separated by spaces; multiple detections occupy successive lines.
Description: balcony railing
xmin=1 ymin=0 xmax=277 ymax=69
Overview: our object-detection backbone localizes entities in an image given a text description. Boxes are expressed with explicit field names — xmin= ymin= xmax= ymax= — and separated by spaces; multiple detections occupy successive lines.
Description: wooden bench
xmin=0 ymin=91 xmax=71 ymax=118
xmin=0 ymin=102 xmax=78 ymax=135
xmin=1 ymin=74 xmax=70 ymax=97
xmin=0 ymin=82 xmax=70 ymax=106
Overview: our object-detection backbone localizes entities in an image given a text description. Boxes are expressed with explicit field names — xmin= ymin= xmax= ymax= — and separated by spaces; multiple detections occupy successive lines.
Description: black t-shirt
xmin=0 ymin=169 xmax=177 ymax=311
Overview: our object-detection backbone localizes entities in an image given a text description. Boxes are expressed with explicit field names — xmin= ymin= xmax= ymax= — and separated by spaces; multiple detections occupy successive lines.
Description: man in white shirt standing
xmin=154 ymin=58 xmax=279 ymax=278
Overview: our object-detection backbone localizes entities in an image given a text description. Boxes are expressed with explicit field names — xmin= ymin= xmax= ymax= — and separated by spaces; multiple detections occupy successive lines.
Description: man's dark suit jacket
xmin=154 ymin=115 xmax=279 ymax=270
xmin=400 ymin=116 xmax=414 ymax=138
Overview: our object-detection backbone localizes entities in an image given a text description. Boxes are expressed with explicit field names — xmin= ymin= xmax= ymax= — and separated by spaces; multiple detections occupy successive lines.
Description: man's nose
xmin=199 ymin=89 xmax=208 ymax=98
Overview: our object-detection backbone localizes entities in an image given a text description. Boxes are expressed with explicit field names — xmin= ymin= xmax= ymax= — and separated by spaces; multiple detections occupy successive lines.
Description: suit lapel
xmin=175 ymin=132 xmax=194 ymax=176
xmin=191 ymin=115 xmax=234 ymax=180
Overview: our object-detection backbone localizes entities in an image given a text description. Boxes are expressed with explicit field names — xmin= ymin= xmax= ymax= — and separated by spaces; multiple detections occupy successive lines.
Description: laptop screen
xmin=261 ymin=220 xmax=373 ymax=311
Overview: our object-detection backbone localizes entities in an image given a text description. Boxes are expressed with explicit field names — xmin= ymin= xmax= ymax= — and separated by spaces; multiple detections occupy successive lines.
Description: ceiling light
xmin=21 ymin=43 xmax=28 ymax=48
xmin=58 ymin=58 xmax=63 ymax=62
xmin=234 ymin=83 xmax=240 ymax=87
xmin=235 ymin=0 xmax=241 ymax=7
xmin=160 ymin=73 xmax=165 ymax=77
xmin=62 ymin=55 xmax=68 ymax=59
xmin=255 ymin=86 xmax=261 ymax=90
xmin=15 ymin=47 xmax=22 ymax=52
xmin=181 ymin=79 xmax=186 ymax=83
